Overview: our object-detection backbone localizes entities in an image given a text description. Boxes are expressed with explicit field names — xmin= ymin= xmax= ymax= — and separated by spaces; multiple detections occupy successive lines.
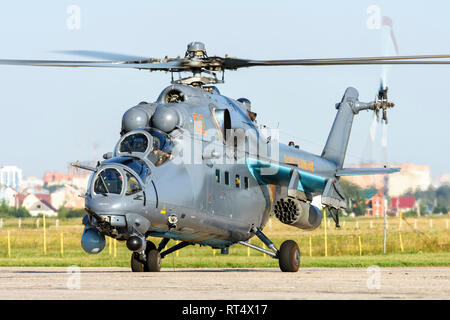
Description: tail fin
xmin=321 ymin=87 xmax=361 ymax=168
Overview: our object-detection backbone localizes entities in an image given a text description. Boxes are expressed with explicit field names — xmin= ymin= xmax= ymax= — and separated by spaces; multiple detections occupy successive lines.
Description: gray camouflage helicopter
xmin=2 ymin=42 xmax=449 ymax=272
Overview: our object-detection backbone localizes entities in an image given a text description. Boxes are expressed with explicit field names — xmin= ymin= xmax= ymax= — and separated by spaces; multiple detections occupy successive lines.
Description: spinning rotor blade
xmin=0 ymin=58 xmax=187 ymax=71
xmin=53 ymin=50 xmax=154 ymax=62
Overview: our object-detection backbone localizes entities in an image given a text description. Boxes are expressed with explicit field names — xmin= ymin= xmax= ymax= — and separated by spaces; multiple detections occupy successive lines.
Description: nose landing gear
xmin=130 ymin=240 xmax=157 ymax=272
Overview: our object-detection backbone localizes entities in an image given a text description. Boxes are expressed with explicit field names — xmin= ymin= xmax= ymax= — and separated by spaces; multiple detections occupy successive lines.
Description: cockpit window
xmin=103 ymin=157 xmax=150 ymax=182
xmin=146 ymin=129 xmax=172 ymax=166
xmin=93 ymin=168 xmax=123 ymax=195
xmin=119 ymin=133 xmax=149 ymax=153
xmin=125 ymin=170 xmax=142 ymax=195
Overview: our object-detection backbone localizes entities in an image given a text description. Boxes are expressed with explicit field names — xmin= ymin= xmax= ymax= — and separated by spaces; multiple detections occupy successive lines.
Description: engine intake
xmin=273 ymin=198 xmax=322 ymax=230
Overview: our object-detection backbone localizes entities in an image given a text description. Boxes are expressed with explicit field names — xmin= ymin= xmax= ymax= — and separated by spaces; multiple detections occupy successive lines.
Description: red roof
xmin=16 ymin=193 xmax=51 ymax=207
xmin=389 ymin=196 xmax=415 ymax=210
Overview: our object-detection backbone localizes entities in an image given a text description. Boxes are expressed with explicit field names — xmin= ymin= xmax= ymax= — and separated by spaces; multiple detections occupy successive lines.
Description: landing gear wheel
xmin=131 ymin=252 xmax=145 ymax=272
xmin=146 ymin=249 xmax=162 ymax=272
xmin=131 ymin=241 xmax=156 ymax=272
xmin=278 ymin=240 xmax=300 ymax=272
xmin=143 ymin=241 xmax=157 ymax=272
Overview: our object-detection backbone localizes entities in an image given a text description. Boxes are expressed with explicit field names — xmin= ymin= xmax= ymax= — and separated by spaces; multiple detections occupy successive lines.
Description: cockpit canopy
xmin=92 ymin=165 xmax=144 ymax=196
xmin=116 ymin=128 xmax=173 ymax=166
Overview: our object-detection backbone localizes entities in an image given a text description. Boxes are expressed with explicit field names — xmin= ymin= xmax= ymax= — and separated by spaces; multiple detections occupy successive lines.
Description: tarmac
xmin=0 ymin=267 xmax=449 ymax=299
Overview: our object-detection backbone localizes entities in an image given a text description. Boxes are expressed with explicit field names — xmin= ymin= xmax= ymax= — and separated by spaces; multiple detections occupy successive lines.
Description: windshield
xmin=103 ymin=157 xmax=150 ymax=182
xmin=119 ymin=133 xmax=149 ymax=153
xmin=93 ymin=168 xmax=123 ymax=195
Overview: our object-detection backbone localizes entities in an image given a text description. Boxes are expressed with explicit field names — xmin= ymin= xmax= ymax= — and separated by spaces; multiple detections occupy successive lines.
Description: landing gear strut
xmin=130 ymin=238 xmax=193 ymax=272
xmin=239 ymin=227 xmax=300 ymax=272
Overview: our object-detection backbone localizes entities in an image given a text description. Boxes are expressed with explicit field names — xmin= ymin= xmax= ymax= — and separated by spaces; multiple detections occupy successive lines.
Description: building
xmin=389 ymin=196 xmax=416 ymax=215
xmin=363 ymin=188 xmax=386 ymax=217
xmin=0 ymin=165 xmax=22 ymax=190
xmin=15 ymin=193 xmax=57 ymax=216
xmin=20 ymin=176 xmax=44 ymax=190
xmin=43 ymin=162 xmax=93 ymax=191
xmin=0 ymin=186 xmax=18 ymax=207
xmin=342 ymin=163 xmax=431 ymax=196
xmin=50 ymin=185 xmax=85 ymax=210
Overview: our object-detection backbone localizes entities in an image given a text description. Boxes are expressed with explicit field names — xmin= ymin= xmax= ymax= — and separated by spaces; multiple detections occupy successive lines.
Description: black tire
xmin=143 ymin=241 xmax=157 ymax=272
xmin=146 ymin=249 xmax=162 ymax=272
xmin=131 ymin=252 xmax=145 ymax=272
xmin=278 ymin=240 xmax=300 ymax=272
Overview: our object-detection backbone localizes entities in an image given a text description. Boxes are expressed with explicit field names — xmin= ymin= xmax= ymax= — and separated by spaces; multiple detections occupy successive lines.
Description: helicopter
xmin=2 ymin=41 xmax=450 ymax=272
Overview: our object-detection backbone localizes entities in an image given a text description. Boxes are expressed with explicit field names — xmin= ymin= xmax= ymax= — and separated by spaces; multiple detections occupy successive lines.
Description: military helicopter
xmin=2 ymin=42 xmax=450 ymax=272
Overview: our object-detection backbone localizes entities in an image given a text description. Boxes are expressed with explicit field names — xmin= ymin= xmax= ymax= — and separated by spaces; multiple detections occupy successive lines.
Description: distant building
xmin=0 ymin=186 xmax=18 ymax=207
xmin=15 ymin=193 xmax=57 ymax=216
xmin=43 ymin=162 xmax=93 ymax=191
xmin=363 ymin=188 xmax=386 ymax=217
xmin=50 ymin=185 xmax=85 ymax=210
xmin=342 ymin=163 xmax=431 ymax=196
xmin=389 ymin=196 xmax=416 ymax=215
xmin=20 ymin=176 xmax=44 ymax=190
xmin=0 ymin=165 xmax=22 ymax=190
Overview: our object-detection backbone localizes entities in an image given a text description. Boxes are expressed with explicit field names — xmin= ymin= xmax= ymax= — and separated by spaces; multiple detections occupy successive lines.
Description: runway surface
xmin=0 ymin=267 xmax=449 ymax=299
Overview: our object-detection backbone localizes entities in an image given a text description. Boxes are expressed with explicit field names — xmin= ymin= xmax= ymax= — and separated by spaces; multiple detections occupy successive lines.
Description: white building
xmin=0 ymin=166 xmax=22 ymax=190
xmin=0 ymin=186 xmax=18 ymax=206
xmin=21 ymin=176 xmax=44 ymax=190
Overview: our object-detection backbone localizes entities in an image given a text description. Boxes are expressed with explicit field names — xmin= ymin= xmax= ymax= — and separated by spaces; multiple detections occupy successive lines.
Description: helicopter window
xmin=152 ymin=135 xmax=161 ymax=150
xmin=244 ymin=177 xmax=249 ymax=189
xmin=146 ymin=130 xmax=173 ymax=166
xmin=215 ymin=169 xmax=220 ymax=183
xmin=103 ymin=157 xmax=150 ymax=182
xmin=119 ymin=133 xmax=149 ymax=153
xmin=224 ymin=171 xmax=230 ymax=185
xmin=125 ymin=170 xmax=142 ymax=195
xmin=148 ymin=149 xmax=171 ymax=166
xmin=93 ymin=168 xmax=123 ymax=195
xmin=235 ymin=175 xmax=240 ymax=188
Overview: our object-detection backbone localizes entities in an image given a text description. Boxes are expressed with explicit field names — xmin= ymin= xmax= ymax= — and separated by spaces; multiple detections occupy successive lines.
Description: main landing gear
xmin=131 ymin=238 xmax=193 ymax=272
xmin=239 ymin=227 xmax=300 ymax=272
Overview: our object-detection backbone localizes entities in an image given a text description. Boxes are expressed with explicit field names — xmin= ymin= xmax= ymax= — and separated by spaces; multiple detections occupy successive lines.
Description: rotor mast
xmin=174 ymin=42 xmax=223 ymax=86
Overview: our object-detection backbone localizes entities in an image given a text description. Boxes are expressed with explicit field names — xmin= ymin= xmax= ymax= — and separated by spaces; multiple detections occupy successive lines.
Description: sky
xmin=0 ymin=0 xmax=449 ymax=180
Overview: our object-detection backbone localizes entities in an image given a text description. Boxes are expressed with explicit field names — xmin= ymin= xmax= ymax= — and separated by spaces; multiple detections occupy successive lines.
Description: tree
xmin=340 ymin=179 xmax=367 ymax=216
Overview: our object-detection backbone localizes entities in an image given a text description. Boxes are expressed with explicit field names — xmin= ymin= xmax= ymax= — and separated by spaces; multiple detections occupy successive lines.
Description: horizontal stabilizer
xmin=335 ymin=167 xmax=400 ymax=176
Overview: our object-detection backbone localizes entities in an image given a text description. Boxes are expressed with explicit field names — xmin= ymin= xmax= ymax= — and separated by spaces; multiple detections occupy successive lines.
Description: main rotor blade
xmin=219 ymin=54 xmax=450 ymax=69
xmin=0 ymin=58 xmax=187 ymax=71
xmin=53 ymin=50 xmax=154 ymax=62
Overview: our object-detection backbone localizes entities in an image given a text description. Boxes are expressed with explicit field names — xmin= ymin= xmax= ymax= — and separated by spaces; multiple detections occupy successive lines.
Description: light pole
xmin=383 ymin=175 xmax=388 ymax=254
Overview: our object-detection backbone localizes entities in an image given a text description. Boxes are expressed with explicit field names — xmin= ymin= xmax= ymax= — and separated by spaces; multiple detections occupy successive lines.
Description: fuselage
xmin=84 ymin=84 xmax=338 ymax=249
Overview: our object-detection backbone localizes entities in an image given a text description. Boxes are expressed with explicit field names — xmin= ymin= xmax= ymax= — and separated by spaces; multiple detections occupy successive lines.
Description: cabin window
xmin=235 ymin=175 xmax=240 ymax=188
xmin=244 ymin=177 xmax=249 ymax=189
xmin=215 ymin=169 xmax=220 ymax=183
xmin=224 ymin=171 xmax=230 ymax=185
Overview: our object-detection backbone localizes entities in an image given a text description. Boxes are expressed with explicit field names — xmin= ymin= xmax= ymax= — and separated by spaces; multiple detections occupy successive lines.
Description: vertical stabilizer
xmin=321 ymin=87 xmax=360 ymax=168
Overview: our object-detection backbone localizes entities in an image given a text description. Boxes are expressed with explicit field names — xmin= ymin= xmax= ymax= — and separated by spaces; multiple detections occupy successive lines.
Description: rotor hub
xmin=185 ymin=41 xmax=207 ymax=58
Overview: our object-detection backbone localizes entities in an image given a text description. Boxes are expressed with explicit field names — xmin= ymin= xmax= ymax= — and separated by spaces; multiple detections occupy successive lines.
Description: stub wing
xmin=335 ymin=167 xmax=400 ymax=176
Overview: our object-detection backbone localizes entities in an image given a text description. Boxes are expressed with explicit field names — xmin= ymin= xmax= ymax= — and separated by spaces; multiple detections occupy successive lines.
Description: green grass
xmin=0 ymin=215 xmax=449 ymax=268
xmin=0 ymin=250 xmax=448 ymax=268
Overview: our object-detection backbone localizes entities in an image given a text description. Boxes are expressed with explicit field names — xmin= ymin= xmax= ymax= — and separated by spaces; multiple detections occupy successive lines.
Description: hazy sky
xmin=0 ymin=1 xmax=449 ymax=179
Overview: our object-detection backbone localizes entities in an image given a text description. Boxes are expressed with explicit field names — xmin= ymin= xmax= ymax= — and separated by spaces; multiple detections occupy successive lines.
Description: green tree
xmin=340 ymin=179 xmax=367 ymax=216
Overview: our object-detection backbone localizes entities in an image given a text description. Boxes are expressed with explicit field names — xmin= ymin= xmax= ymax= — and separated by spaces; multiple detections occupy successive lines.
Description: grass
xmin=0 ymin=215 xmax=449 ymax=268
